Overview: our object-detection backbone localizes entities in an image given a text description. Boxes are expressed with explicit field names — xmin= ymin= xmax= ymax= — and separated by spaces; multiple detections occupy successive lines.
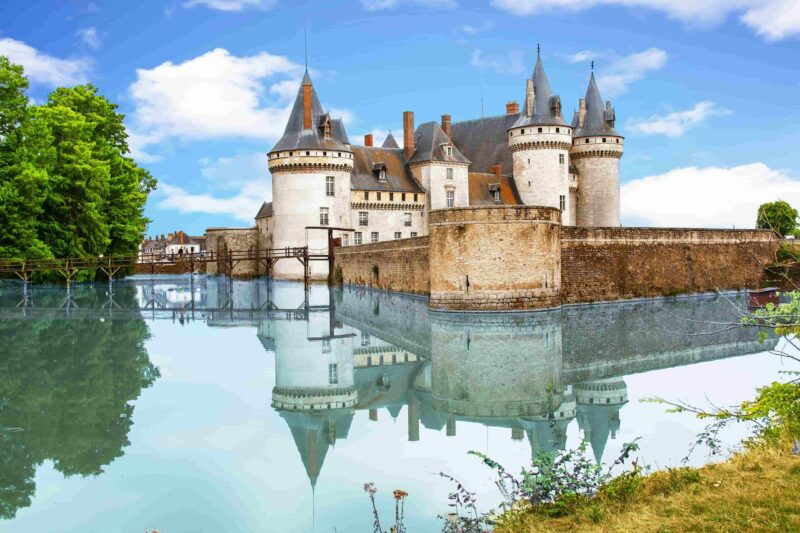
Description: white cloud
xmin=471 ymin=48 xmax=525 ymax=75
xmin=621 ymin=163 xmax=800 ymax=228
xmin=361 ymin=0 xmax=457 ymax=11
xmin=0 ymin=38 xmax=90 ymax=86
xmin=627 ymin=101 xmax=730 ymax=138
xmin=127 ymin=48 xmax=304 ymax=156
xmin=157 ymin=180 xmax=270 ymax=223
xmin=354 ymin=127 xmax=403 ymax=148
xmin=182 ymin=0 xmax=276 ymax=11
xmin=564 ymin=49 xmax=600 ymax=64
xmin=455 ymin=20 xmax=495 ymax=35
xmin=76 ymin=27 xmax=101 ymax=50
xmin=490 ymin=0 xmax=800 ymax=41
xmin=199 ymin=152 xmax=269 ymax=190
xmin=596 ymin=48 xmax=667 ymax=96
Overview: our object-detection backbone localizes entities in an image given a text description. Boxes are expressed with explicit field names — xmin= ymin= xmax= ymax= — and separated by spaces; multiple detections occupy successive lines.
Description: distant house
xmin=165 ymin=231 xmax=206 ymax=255
xmin=139 ymin=235 xmax=167 ymax=258
xmin=255 ymin=201 xmax=274 ymax=247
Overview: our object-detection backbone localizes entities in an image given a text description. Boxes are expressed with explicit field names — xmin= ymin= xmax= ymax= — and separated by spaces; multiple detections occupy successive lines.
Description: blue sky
xmin=2 ymin=0 xmax=800 ymax=235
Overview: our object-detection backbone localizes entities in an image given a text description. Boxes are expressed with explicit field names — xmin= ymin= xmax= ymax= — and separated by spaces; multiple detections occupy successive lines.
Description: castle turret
xmin=574 ymin=378 xmax=628 ymax=464
xmin=571 ymin=72 xmax=623 ymax=227
xmin=267 ymin=70 xmax=354 ymax=280
xmin=508 ymin=53 xmax=573 ymax=224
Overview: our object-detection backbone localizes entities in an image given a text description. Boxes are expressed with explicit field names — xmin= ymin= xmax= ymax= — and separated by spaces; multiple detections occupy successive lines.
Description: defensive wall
xmin=334 ymin=206 xmax=778 ymax=312
xmin=204 ymin=227 xmax=265 ymax=277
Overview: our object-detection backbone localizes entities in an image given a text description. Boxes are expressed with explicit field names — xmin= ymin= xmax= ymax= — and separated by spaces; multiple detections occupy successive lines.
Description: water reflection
xmin=0 ymin=277 xmax=775 ymax=523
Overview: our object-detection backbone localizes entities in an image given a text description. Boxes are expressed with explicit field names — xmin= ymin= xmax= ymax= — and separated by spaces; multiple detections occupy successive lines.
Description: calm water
xmin=0 ymin=276 xmax=791 ymax=532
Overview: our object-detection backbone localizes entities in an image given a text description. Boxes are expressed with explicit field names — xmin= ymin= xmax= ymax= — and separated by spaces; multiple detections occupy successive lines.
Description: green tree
xmin=756 ymin=200 xmax=798 ymax=237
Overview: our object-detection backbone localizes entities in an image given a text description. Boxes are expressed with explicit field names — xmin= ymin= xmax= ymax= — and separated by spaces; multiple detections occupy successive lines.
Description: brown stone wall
xmin=561 ymin=227 xmax=778 ymax=304
xmin=429 ymin=206 xmax=561 ymax=311
xmin=204 ymin=227 xmax=265 ymax=277
xmin=334 ymin=236 xmax=429 ymax=294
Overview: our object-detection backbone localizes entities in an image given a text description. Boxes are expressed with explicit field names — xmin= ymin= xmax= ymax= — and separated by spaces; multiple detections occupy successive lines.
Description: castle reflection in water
xmin=130 ymin=276 xmax=771 ymax=489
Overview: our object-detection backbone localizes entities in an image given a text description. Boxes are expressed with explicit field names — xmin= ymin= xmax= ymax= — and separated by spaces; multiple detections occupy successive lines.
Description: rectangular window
xmin=326 ymin=175 xmax=335 ymax=196
xmin=559 ymin=195 xmax=566 ymax=211
xmin=389 ymin=192 xmax=394 ymax=201
xmin=319 ymin=207 xmax=329 ymax=226
xmin=446 ymin=190 xmax=455 ymax=208
xmin=394 ymin=232 xmax=401 ymax=239
xmin=377 ymin=192 xmax=382 ymax=201
xmin=342 ymin=234 xmax=349 ymax=246
xmin=359 ymin=211 xmax=368 ymax=226
xmin=322 ymin=339 xmax=331 ymax=353
xmin=364 ymin=191 xmax=369 ymax=200
xmin=493 ymin=189 xmax=500 ymax=202
xmin=414 ymin=193 xmax=418 ymax=202
xmin=411 ymin=232 xmax=418 ymax=237
xmin=446 ymin=167 xmax=454 ymax=180
xmin=354 ymin=232 xmax=362 ymax=245
xmin=371 ymin=231 xmax=379 ymax=243
xmin=559 ymin=154 xmax=565 ymax=164
xmin=403 ymin=212 xmax=412 ymax=227
xmin=401 ymin=193 xmax=406 ymax=202
xmin=361 ymin=333 xmax=370 ymax=346
xmin=328 ymin=363 xmax=338 ymax=384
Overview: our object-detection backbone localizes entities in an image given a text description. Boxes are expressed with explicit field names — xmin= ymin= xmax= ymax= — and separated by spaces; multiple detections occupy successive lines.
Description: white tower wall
xmin=571 ymin=137 xmax=623 ymax=227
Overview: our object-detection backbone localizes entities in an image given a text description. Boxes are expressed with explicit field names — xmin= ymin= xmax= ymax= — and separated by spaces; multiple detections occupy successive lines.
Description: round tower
xmin=574 ymin=377 xmax=628 ymax=463
xmin=571 ymin=72 xmax=623 ymax=227
xmin=508 ymin=53 xmax=573 ymax=224
xmin=267 ymin=70 xmax=353 ymax=280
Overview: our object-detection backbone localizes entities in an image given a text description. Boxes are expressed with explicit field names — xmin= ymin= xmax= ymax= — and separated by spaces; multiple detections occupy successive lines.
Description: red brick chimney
xmin=403 ymin=111 xmax=415 ymax=160
xmin=441 ymin=114 xmax=452 ymax=137
xmin=364 ymin=133 xmax=373 ymax=147
xmin=302 ymin=84 xmax=312 ymax=129
xmin=506 ymin=101 xmax=519 ymax=115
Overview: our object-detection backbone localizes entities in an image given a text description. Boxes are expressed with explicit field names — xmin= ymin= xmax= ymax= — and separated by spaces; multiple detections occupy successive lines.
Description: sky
xmin=1 ymin=0 xmax=800 ymax=236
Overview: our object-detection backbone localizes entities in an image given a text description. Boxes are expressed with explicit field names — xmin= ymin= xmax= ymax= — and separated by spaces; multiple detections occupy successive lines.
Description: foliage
xmin=0 ymin=56 xmax=156 ymax=277
xmin=756 ymin=200 xmax=798 ymax=237
xmin=0 ymin=284 xmax=158 ymax=518
xmin=333 ymin=265 xmax=344 ymax=285
xmin=437 ymin=472 xmax=490 ymax=533
xmin=363 ymin=482 xmax=408 ymax=533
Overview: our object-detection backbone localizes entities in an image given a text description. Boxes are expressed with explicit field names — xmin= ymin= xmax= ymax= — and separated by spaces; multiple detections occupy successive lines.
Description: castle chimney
xmin=302 ymin=80 xmax=312 ymax=130
xmin=526 ymin=79 xmax=535 ymax=117
xmin=403 ymin=111 xmax=415 ymax=160
xmin=578 ymin=98 xmax=587 ymax=127
xmin=441 ymin=114 xmax=451 ymax=137
xmin=364 ymin=133 xmax=373 ymax=147
xmin=506 ymin=101 xmax=519 ymax=115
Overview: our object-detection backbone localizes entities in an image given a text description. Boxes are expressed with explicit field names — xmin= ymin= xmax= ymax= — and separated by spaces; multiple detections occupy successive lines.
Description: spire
xmin=573 ymin=72 xmax=620 ymax=138
xmin=382 ymin=131 xmax=400 ymax=149
xmin=512 ymin=51 xmax=566 ymax=129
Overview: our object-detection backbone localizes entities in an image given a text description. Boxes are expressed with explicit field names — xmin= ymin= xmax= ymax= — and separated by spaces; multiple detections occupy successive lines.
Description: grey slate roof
xmin=573 ymin=73 xmax=620 ymax=138
xmin=449 ymin=113 xmax=518 ymax=174
xmin=350 ymin=145 xmax=424 ymax=192
xmin=407 ymin=122 xmax=470 ymax=165
xmin=513 ymin=56 xmax=567 ymax=128
xmin=270 ymin=71 xmax=351 ymax=152
xmin=382 ymin=132 xmax=399 ymax=148
xmin=255 ymin=201 xmax=273 ymax=219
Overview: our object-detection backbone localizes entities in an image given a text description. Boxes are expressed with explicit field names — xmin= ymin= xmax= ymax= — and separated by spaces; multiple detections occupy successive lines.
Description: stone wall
xmin=429 ymin=206 xmax=561 ymax=311
xmin=133 ymin=261 xmax=206 ymax=275
xmin=204 ymin=227 xmax=264 ymax=277
xmin=561 ymin=227 xmax=778 ymax=304
xmin=335 ymin=236 xmax=430 ymax=294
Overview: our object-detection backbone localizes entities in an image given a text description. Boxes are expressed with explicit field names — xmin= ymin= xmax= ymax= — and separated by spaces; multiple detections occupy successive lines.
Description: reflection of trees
xmin=0 ymin=285 xmax=158 ymax=519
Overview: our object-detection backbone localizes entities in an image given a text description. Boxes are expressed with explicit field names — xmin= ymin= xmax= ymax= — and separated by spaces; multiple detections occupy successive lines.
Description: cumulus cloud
xmin=354 ymin=128 xmax=403 ymax=148
xmin=182 ymin=0 xmax=276 ymax=11
xmin=127 ymin=48 xmax=305 ymax=158
xmin=199 ymin=152 xmax=269 ymax=190
xmin=157 ymin=180 xmax=271 ymax=223
xmin=360 ymin=0 xmax=457 ymax=11
xmin=627 ymin=101 xmax=730 ymax=138
xmin=0 ymin=38 xmax=90 ymax=86
xmin=595 ymin=48 xmax=667 ymax=97
xmin=471 ymin=48 xmax=525 ymax=75
xmin=621 ymin=163 xmax=800 ymax=228
xmin=490 ymin=0 xmax=800 ymax=41
xmin=563 ymin=49 xmax=600 ymax=64
xmin=76 ymin=27 xmax=101 ymax=50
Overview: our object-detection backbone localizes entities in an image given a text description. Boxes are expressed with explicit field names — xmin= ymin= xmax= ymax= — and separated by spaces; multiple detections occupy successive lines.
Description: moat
xmin=0 ymin=276 xmax=789 ymax=532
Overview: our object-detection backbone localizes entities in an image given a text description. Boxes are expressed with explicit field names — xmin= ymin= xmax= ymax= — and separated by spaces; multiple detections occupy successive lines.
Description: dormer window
xmin=380 ymin=169 xmax=386 ymax=181
xmin=373 ymin=162 xmax=387 ymax=182
xmin=489 ymin=183 xmax=501 ymax=203
xmin=444 ymin=144 xmax=453 ymax=157
xmin=320 ymin=116 xmax=332 ymax=139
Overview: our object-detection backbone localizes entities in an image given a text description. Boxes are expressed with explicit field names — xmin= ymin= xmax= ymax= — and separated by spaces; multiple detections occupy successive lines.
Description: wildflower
xmin=393 ymin=489 xmax=408 ymax=500
xmin=364 ymin=482 xmax=377 ymax=496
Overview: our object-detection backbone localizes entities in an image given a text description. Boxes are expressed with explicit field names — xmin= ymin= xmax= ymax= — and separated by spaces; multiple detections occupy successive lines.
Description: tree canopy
xmin=756 ymin=200 xmax=798 ymax=237
xmin=0 ymin=56 xmax=156 ymax=270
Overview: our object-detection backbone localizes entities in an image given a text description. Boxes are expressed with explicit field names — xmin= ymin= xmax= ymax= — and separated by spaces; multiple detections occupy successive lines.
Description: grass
xmin=494 ymin=442 xmax=800 ymax=533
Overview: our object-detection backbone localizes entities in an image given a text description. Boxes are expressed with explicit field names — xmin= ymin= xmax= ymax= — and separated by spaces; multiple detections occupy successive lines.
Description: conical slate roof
xmin=382 ymin=132 xmax=399 ymax=148
xmin=573 ymin=73 xmax=620 ymax=138
xmin=280 ymin=409 xmax=354 ymax=488
xmin=270 ymin=71 xmax=351 ymax=152
xmin=513 ymin=55 xmax=567 ymax=128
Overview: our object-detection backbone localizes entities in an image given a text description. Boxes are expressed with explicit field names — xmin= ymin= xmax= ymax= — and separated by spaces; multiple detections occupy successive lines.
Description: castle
xmin=258 ymin=52 xmax=623 ymax=280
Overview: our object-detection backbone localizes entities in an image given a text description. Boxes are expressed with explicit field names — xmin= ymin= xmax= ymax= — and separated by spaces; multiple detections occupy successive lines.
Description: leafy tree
xmin=756 ymin=200 xmax=798 ymax=237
